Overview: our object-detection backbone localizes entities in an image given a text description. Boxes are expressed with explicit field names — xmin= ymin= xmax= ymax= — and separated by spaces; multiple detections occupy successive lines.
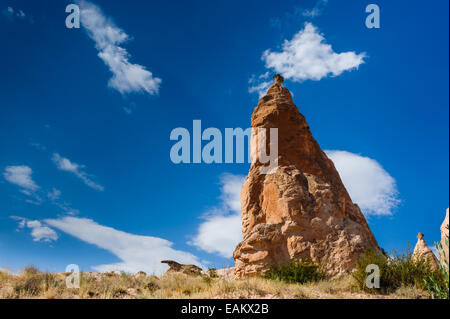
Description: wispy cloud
xmin=3 ymin=165 xmax=44 ymax=205
xmin=122 ymin=102 xmax=136 ymax=115
xmin=269 ymin=0 xmax=328 ymax=30
xmin=78 ymin=0 xmax=161 ymax=95
xmin=47 ymin=188 xmax=61 ymax=201
xmin=30 ymin=142 xmax=47 ymax=151
xmin=123 ymin=106 xmax=132 ymax=114
xmin=190 ymin=174 xmax=244 ymax=258
xmin=2 ymin=6 xmax=33 ymax=23
xmin=52 ymin=153 xmax=104 ymax=191
xmin=3 ymin=166 xmax=39 ymax=191
xmin=248 ymin=72 xmax=271 ymax=98
xmin=3 ymin=162 xmax=79 ymax=213
xmin=44 ymin=216 xmax=202 ymax=274
xmin=11 ymin=217 xmax=58 ymax=243
xmin=325 ymin=150 xmax=400 ymax=216
xmin=302 ymin=0 xmax=328 ymax=18
xmin=262 ymin=23 xmax=365 ymax=83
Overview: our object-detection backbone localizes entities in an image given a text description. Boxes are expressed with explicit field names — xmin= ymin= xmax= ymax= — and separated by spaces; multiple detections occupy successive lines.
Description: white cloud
xmin=219 ymin=174 xmax=244 ymax=212
xmin=44 ymin=216 xmax=202 ymax=274
xmin=190 ymin=174 xmax=245 ymax=258
xmin=54 ymin=202 xmax=80 ymax=216
xmin=248 ymin=80 xmax=271 ymax=98
xmin=302 ymin=0 xmax=328 ymax=18
xmin=261 ymin=22 xmax=365 ymax=83
xmin=248 ymin=72 xmax=271 ymax=97
xmin=191 ymin=214 xmax=242 ymax=259
xmin=3 ymin=166 xmax=43 ymax=204
xmin=79 ymin=0 xmax=161 ymax=95
xmin=16 ymin=10 xmax=26 ymax=19
xmin=12 ymin=217 xmax=58 ymax=243
xmin=430 ymin=246 xmax=438 ymax=259
xmin=2 ymin=6 xmax=33 ymax=23
xmin=325 ymin=150 xmax=399 ymax=216
xmin=2 ymin=7 xmax=14 ymax=19
xmin=3 ymin=166 xmax=39 ymax=191
xmin=270 ymin=1 xmax=328 ymax=29
xmin=3 ymin=165 xmax=77 ymax=211
xmin=52 ymin=153 xmax=104 ymax=191
xmin=47 ymin=188 xmax=61 ymax=200
xmin=30 ymin=142 xmax=47 ymax=151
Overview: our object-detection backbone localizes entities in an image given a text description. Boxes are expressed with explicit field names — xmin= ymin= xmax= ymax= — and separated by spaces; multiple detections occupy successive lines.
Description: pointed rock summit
xmin=233 ymin=74 xmax=379 ymax=278
xmin=412 ymin=232 xmax=439 ymax=268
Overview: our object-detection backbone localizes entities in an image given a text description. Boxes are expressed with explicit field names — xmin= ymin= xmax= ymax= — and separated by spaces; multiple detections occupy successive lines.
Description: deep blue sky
xmin=0 ymin=0 xmax=448 ymax=273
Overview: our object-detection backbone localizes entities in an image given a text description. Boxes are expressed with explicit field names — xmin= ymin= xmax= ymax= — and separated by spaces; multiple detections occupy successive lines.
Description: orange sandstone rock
xmin=233 ymin=74 xmax=379 ymax=278
xmin=412 ymin=232 xmax=439 ymax=269
xmin=440 ymin=208 xmax=449 ymax=272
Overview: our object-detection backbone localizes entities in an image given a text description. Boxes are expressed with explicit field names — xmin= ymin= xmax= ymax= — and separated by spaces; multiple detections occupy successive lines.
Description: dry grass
xmin=0 ymin=267 xmax=431 ymax=299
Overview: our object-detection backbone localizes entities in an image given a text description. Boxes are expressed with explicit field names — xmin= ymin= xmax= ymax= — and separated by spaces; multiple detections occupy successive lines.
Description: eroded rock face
xmin=412 ymin=233 xmax=439 ymax=269
xmin=216 ymin=267 xmax=235 ymax=281
xmin=233 ymin=75 xmax=379 ymax=278
xmin=161 ymin=260 xmax=202 ymax=276
xmin=441 ymin=208 xmax=449 ymax=272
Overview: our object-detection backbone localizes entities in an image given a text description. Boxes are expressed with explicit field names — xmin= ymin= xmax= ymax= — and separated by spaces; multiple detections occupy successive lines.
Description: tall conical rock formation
xmin=412 ymin=232 xmax=439 ymax=269
xmin=233 ymin=75 xmax=379 ymax=278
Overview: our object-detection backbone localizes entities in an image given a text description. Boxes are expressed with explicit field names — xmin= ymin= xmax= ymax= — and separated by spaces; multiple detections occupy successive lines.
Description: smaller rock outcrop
xmin=412 ymin=233 xmax=439 ymax=268
xmin=135 ymin=271 xmax=147 ymax=278
xmin=216 ymin=267 xmax=234 ymax=281
xmin=440 ymin=208 xmax=449 ymax=272
xmin=161 ymin=260 xmax=202 ymax=276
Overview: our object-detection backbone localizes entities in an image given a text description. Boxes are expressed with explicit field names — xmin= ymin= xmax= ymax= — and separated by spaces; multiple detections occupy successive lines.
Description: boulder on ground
xmin=134 ymin=271 xmax=147 ymax=278
xmin=216 ymin=267 xmax=234 ymax=281
xmin=161 ymin=260 xmax=202 ymax=276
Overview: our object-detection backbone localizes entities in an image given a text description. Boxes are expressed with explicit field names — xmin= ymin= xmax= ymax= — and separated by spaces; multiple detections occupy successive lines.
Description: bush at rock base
xmin=353 ymin=247 xmax=446 ymax=295
xmin=264 ymin=259 xmax=325 ymax=284
xmin=425 ymin=225 xmax=449 ymax=299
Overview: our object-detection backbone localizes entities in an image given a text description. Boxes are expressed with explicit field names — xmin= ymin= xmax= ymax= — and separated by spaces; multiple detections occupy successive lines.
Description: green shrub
xmin=13 ymin=275 xmax=42 ymax=297
xmin=145 ymin=281 xmax=159 ymax=292
xmin=264 ymin=259 xmax=324 ymax=284
xmin=425 ymin=225 xmax=449 ymax=299
xmin=22 ymin=265 xmax=40 ymax=276
xmin=201 ymin=274 xmax=213 ymax=285
xmin=43 ymin=273 xmax=58 ymax=291
xmin=208 ymin=268 xmax=218 ymax=278
xmin=353 ymin=247 xmax=446 ymax=295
